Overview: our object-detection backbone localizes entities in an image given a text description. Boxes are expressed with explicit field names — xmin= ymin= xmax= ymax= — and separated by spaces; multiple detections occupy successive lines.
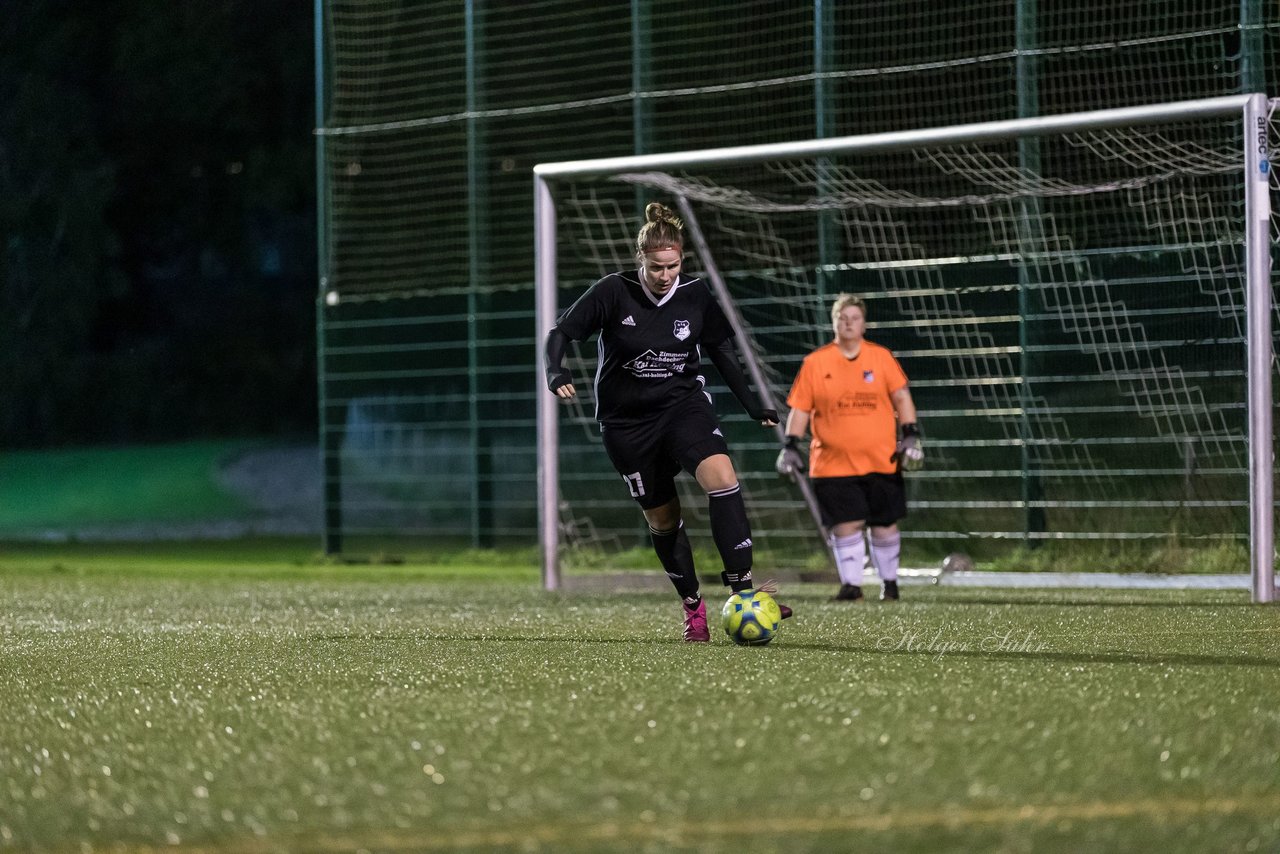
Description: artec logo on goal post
xmin=1256 ymin=116 xmax=1269 ymax=175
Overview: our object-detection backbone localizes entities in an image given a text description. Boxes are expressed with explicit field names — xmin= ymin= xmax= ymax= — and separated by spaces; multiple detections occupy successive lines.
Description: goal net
xmin=535 ymin=96 xmax=1275 ymax=598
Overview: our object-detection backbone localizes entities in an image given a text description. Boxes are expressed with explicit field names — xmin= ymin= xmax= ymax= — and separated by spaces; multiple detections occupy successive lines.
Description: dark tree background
xmin=0 ymin=0 xmax=317 ymax=447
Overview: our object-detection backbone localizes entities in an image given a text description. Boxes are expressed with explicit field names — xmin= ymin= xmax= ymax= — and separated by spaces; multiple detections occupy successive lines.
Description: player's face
xmin=834 ymin=305 xmax=865 ymax=344
xmin=641 ymin=247 xmax=683 ymax=296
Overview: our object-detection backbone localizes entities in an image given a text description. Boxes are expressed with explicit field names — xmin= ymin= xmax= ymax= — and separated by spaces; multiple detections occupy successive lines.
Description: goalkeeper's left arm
xmin=890 ymin=386 xmax=924 ymax=471
xmin=775 ymin=408 xmax=810 ymax=478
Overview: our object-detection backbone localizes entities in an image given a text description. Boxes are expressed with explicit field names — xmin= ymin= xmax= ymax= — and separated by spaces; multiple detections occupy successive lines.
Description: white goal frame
xmin=534 ymin=94 xmax=1275 ymax=603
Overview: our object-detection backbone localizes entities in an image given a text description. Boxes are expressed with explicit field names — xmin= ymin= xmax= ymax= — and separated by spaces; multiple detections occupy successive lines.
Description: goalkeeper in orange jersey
xmin=776 ymin=294 xmax=923 ymax=601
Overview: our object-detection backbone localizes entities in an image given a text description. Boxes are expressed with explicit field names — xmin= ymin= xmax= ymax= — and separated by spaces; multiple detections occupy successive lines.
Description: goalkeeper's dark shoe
xmin=831 ymin=583 xmax=865 ymax=602
xmin=682 ymin=598 xmax=710 ymax=643
xmin=880 ymin=580 xmax=900 ymax=601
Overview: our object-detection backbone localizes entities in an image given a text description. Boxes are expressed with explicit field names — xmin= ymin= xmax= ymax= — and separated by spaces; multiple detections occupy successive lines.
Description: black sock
xmin=708 ymin=484 xmax=753 ymax=592
xmin=649 ymin=520 xmax=700 ymax=601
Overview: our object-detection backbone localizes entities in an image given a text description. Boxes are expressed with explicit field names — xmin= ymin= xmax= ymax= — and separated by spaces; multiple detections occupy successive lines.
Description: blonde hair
xmin=831 ymin=293 xmax=867 ymax=323
xmin=635 ymin=202 xmax=684 ymax=262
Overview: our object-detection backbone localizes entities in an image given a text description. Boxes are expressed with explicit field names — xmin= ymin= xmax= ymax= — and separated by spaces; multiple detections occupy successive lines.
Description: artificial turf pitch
xmin=1 ymin=560 xmax=1278 ymax=852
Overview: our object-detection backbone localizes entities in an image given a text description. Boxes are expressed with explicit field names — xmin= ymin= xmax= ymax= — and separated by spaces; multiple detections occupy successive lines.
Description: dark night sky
xmin=0 ymin=0 xmax=317 ymax=447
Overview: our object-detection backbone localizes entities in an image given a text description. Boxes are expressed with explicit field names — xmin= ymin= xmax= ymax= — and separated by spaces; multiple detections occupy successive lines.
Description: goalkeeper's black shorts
xmin=598 ymin=395 xmax=731 ymax=510
xmin=811 ymin=472 xmax=906 ymax=528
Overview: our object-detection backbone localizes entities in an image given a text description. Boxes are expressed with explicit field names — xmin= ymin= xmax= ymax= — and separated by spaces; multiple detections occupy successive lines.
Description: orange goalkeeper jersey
xmin=785 ymin=340 xmax=908 ymax=477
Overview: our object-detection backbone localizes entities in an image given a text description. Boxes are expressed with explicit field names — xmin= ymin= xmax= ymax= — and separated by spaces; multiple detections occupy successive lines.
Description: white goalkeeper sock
xmin=830 ymin=532 xmax=867 ymax=586
xmin=869 ymin=530 xmax=901 ymax=582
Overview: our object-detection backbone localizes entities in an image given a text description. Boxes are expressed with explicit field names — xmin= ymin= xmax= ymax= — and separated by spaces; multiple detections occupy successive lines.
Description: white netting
xmin=550 ymin=115 xmax=1259 ymax=563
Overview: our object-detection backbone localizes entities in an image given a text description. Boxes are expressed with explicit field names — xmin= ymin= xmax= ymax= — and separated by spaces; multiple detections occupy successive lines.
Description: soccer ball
xmin=721 ymin=589 xmax=782 ymax=646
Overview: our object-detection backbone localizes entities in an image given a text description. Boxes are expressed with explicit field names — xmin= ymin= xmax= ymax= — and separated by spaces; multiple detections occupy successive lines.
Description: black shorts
xmin=812 ymin=472 xmax=907 ymax=528
xmin=599 ymin=396 xmax=730 ymax=510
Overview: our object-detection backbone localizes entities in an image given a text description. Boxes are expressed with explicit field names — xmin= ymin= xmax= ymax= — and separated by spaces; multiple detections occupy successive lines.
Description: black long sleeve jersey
xmin=553 ymin=271 xmax=736 ymax=426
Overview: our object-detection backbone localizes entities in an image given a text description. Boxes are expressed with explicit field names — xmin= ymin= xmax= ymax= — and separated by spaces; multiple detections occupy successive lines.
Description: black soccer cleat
xmin=831 ymin=583 xmax=864 ymax=602
xmin=880 ymin=580 xmax=900 ymax=601
xmin=778 ymin=602 xmax=793 ymax=620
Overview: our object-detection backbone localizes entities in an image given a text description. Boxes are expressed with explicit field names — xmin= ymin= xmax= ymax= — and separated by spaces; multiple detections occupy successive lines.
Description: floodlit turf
xmin=0 ymin=441 xmax=255 ymax=531
xmin=1 ymin=561 xmax=1278 ymax=852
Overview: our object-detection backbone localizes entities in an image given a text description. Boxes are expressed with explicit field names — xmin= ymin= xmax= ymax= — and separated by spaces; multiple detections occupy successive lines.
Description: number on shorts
xmin=622 ymin=471 xmax=646 ymax=498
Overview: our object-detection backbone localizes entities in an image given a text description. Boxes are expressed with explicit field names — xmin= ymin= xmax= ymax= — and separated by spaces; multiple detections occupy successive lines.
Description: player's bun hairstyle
xmin=636 ymin=202 xmax=684 ymax=261
xmin=831 ymin=293 xmax=868 ymax=322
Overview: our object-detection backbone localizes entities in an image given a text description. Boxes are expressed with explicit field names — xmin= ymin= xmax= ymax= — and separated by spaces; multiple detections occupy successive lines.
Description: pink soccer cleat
xmin=682 ymin=598 xmax=710 ymax=643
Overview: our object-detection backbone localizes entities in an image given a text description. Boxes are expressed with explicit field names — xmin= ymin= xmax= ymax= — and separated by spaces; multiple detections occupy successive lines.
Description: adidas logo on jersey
xmin=734 ymin=538 xmax=753 ymax=550
xmin=712 ymin=428 xmax=723 ymax=437
xmin=621 ymin=315 xmax=636 ymax=326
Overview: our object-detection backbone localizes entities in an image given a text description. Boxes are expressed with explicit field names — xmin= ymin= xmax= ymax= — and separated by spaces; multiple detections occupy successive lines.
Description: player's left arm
xmin=776 ymin=408 xmax=810 ymax=477
xmin=890 ymin=385 xmax=917 ymax=425
xmin=890 ymin=385 xmax=924 ymax=470
xmin=705 ymin=338 xmax=777 ymax=426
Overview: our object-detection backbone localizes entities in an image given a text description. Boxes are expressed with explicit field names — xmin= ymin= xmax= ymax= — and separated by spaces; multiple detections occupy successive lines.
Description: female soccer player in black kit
xmin=544 ymin=202 xmax=791 ymax=642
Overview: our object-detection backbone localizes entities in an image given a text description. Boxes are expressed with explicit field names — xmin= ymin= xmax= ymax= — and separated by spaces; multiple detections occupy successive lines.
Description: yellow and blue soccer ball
xmin=721 ymin=589 xmax=782 ymax=646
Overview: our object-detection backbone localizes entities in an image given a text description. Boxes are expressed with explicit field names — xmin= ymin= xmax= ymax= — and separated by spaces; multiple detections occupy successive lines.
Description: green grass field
xmin=1 ymin=546 xmax=1278 ymax=853
xmin=0 ymin=442 xmax=256 ymax=532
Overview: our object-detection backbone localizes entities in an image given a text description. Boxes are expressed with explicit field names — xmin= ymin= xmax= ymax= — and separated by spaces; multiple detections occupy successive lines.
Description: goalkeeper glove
xmin=893 ymin=423 xmax=924 ymax=472
xmin=775 ymin=435 xmax=807 ymax=477
xmin=751 ymin=407 xmax=779 ymax=425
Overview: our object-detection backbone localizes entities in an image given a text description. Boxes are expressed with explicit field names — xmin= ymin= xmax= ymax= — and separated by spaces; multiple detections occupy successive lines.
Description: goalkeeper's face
xmin=641 ymin=247 xmax=683 ymax=296
xmin=834 ymin=305 xmax=866 ymax=344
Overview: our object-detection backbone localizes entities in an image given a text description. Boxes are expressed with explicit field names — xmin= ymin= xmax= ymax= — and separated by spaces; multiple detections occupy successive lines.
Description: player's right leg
xmin=829 ymin=524 xmax=868 ymax=602
xmin=866 ymin=473 xmax=908 ymax=602
xmin=602 ymin=423 xmax=706 ymax=641
xmin=641 ymin=498 xmax=709 ymax=641
xmin=814 ymin=477 xmax=872 ymax=602
xmin=645 ymin=506 xmax=698 ymax=599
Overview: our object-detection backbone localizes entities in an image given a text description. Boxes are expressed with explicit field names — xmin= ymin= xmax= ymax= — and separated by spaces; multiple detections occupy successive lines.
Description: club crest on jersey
xmin=673 ymin=319 xmax=691 ymax=341
xmin=863 ymin=370 xmax=875 ymax=383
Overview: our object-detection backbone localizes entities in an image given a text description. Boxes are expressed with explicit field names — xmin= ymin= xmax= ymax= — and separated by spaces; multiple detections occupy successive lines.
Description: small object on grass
xmin=934 ymin=551 xmax=974 ymax=584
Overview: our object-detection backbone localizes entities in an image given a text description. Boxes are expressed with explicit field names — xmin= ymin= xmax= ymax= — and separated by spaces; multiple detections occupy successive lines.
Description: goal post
xmin=1242 ymin=93 xmax=1274 ymax=605
xmin=535 ymin=94 xmax=1275 ymax=603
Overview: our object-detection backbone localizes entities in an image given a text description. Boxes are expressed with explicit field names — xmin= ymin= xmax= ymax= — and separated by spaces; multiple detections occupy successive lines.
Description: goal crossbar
xmin=534 ymin=94 xmax=1274 ymax=603
xmin=535 ymin=95 xmax=1254 ymax=178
